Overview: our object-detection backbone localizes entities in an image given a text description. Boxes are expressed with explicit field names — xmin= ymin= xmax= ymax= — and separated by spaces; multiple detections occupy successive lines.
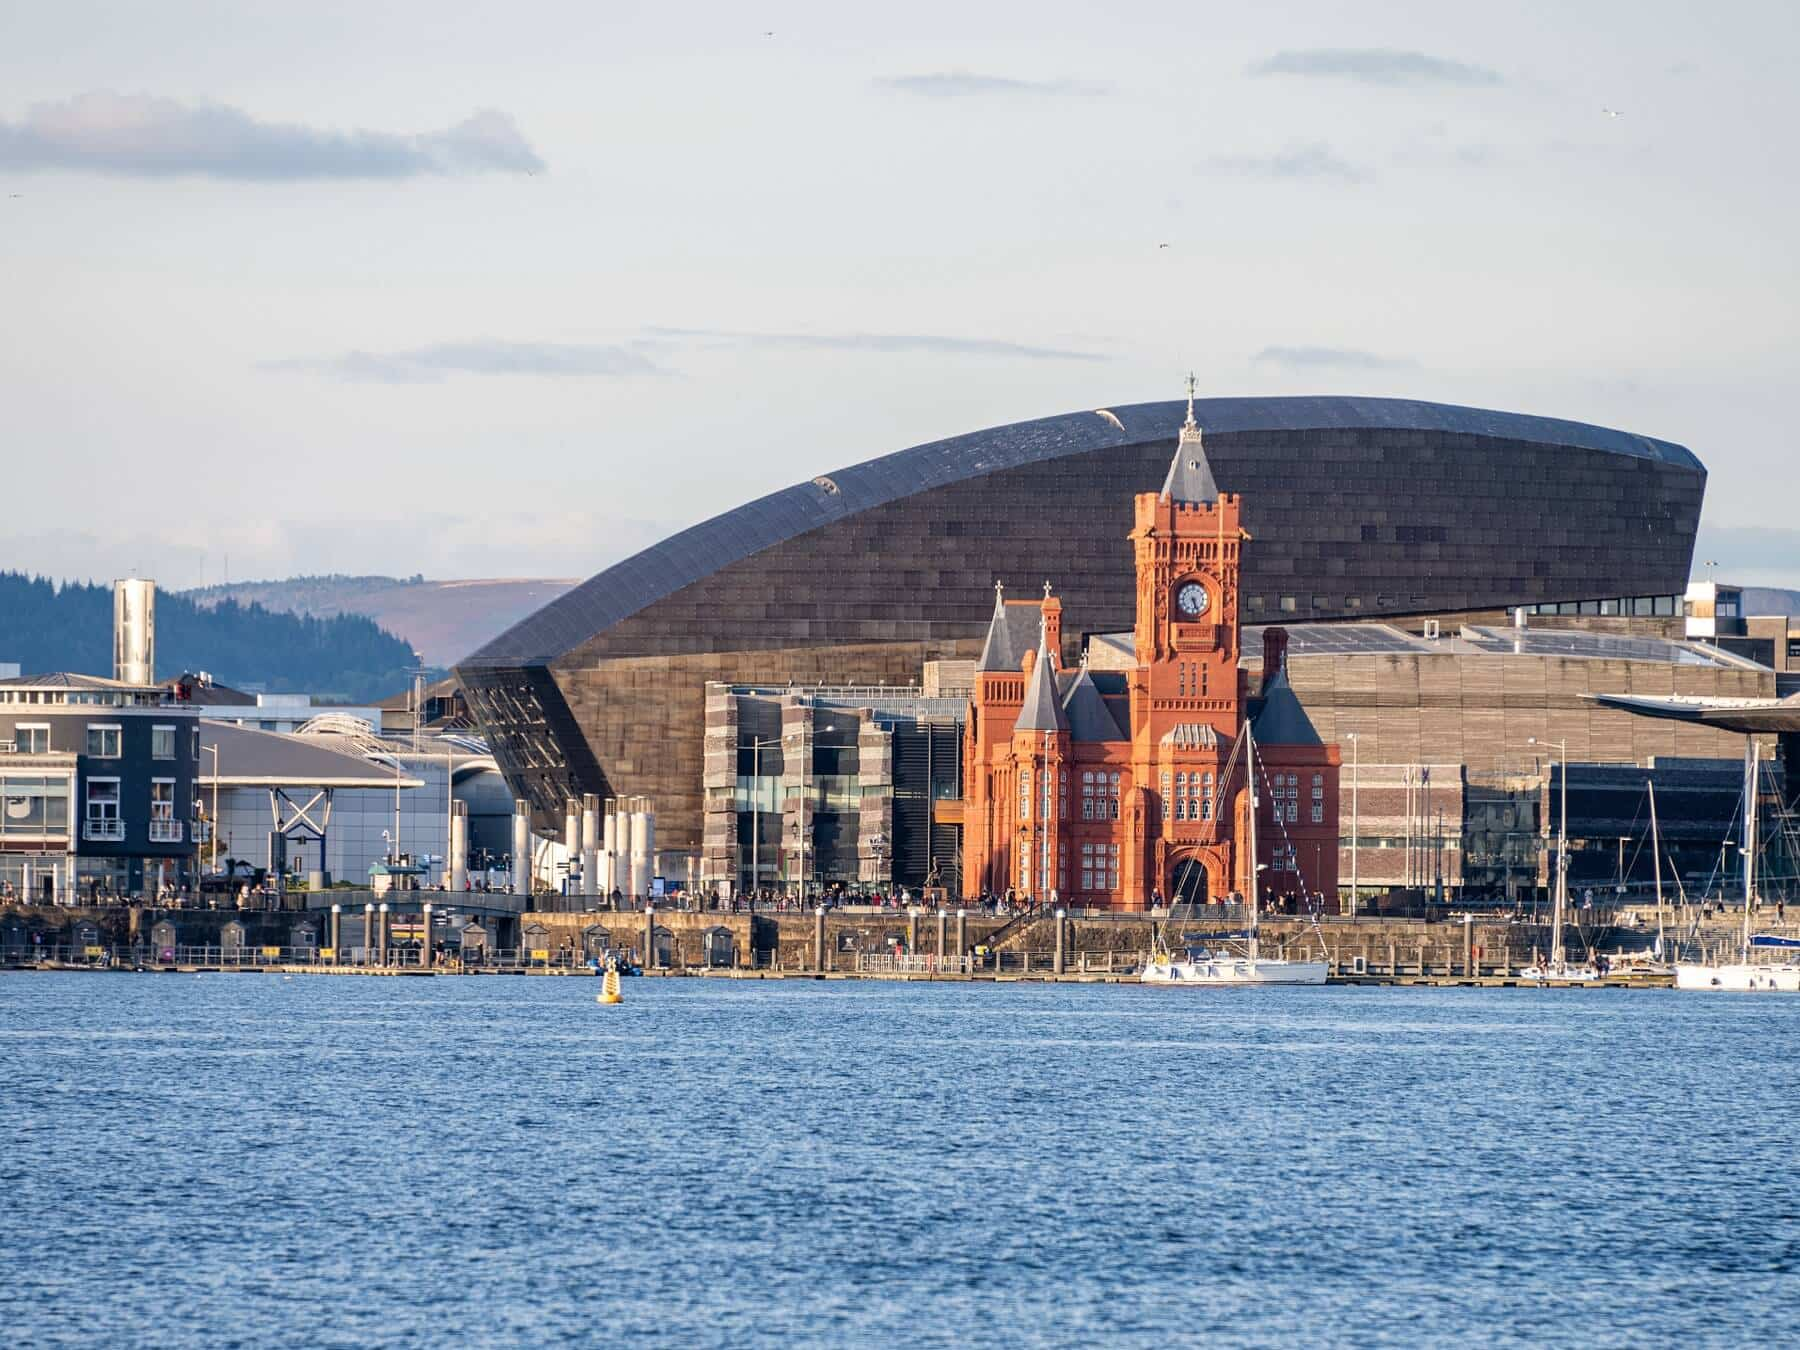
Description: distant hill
xmin=0 ymin=572 xmax=419 ymax=702
xmin=181 ymin=574 xmax=579 ymax=667
xmin=1742 ymin=587 xmax=1800 ymax=616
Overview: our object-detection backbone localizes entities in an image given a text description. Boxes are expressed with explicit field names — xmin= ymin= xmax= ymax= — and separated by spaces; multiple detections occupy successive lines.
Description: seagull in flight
xmin=1093 ymin=409 xmax=1125 ymax=431
xmin=1601 ymin=107 xmax=1624 ymax=118
xmin=1157 ymin=242 xmax=1170 ymax=249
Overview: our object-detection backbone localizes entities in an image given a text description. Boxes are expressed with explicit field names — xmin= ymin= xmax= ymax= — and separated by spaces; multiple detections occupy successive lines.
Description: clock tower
xmin=1128 ymin=376 xmax=1246 ymax=745
xmin=1121 ymin=376 xmax=1248 ymax=904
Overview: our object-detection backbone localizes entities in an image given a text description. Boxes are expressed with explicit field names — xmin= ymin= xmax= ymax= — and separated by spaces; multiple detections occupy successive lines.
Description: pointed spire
xmin=976 ymin=580 xmax=1020 ymax=673
xmin=1015 ymin=614 xmax=1067 ymax=733
xmin=1162 ymin=371 xmax=1220 ymax=505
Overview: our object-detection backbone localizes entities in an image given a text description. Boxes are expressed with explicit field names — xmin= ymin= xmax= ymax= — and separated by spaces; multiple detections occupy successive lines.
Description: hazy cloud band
xmin=1249 ymin=49 xmax=1502 ymax=87
xmin=0 ymin=92 xmax=544 ymax=179
xmin=876 ymin=72 xmax=1106 ymax=98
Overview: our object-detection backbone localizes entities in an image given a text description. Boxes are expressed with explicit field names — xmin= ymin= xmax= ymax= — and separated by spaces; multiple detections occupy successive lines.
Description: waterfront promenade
xmin=6 ymin=898 xmax=1779 ymax=987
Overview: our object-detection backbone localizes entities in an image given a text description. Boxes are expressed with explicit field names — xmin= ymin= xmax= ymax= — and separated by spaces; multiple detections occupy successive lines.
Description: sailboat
xmin=1143 ymin=726 xmax=1328 ymax=987
xmin=1520 ymin=748 xmax=1599 ymax=983
xmin=1675 ymin=744 xmax=1800 ymax=992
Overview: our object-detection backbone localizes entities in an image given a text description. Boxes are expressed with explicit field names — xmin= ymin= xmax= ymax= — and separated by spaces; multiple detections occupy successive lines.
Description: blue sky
xmin=2 ymin=0 xmax=1795 ymax=587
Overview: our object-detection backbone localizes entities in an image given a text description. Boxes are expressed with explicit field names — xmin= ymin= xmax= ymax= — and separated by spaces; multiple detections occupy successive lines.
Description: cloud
xmin=876 ymin=72 xmax=1106 ymax=98
xmin=267 ymin=340 xmax=661 ymax=384
xmin=0 ymin=92 xmax=543 ymax=179
xmin=1253 ymin=346 xmax=1415 ymax=371
xmin=646 ymin=327 xmax=1108 ymax=362
xmin=1206 ymin=143 xmax=1369 ymax=184
xmin=1248 ymin=49 xmax=1502 ymax=87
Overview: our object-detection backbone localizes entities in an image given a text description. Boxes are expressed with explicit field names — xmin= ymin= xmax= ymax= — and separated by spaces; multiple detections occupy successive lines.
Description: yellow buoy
xmin=596 ymin=965 xmax=623 ymax=1005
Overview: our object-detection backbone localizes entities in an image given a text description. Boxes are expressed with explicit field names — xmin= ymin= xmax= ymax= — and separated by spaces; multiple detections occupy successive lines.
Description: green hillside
xmin=0 ymin=572 xmax=422 ymax=702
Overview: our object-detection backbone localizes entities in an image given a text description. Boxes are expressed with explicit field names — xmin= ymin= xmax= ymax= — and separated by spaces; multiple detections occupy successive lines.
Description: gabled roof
xmin=976 ymin=591 xmax=1045 ymax=674
xmin=1250 ymin=668 xmax=1323 ymax=746
xmin=1014 ymin=628 xmax=1067 ymax=734
xmin=1062 ymin=665 xmax=1124 ymax=742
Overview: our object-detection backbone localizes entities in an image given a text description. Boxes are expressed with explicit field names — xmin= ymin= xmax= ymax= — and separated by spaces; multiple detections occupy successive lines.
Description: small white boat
xmin=1673 ymin=745 xmax=1800 ymax=994
xmin=1141 ymin=725 xmax=1327 ymax=988
xmin=1143 ymin=950 xmax=1327 ymax=986
xmin=1674 ymin=961 xmax=1800 ymax=992
xmin=1519 ymin=961 xmax=1601 ymax=984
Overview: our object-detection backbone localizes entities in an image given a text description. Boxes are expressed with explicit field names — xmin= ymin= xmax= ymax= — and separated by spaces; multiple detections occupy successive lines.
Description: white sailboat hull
xmin=1673 ymin=962 xmax=1800 ymax=992
xmin=1519 ymin=963 xmax=1601 ymax=983
xmin=1143 ymin=956 xmax=1328 ymax=986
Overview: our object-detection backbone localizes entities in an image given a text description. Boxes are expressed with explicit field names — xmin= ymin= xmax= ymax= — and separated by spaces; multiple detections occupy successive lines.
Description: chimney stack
xmin=113 ymin=578 xmax=156 ymax=685
xmin=1261 ymin=626 xmax=1290 ymax=694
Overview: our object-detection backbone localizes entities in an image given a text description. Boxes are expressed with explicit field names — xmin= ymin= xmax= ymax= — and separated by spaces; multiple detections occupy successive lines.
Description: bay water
xmin=2 ymin=974 xmax=1796 ymax=1346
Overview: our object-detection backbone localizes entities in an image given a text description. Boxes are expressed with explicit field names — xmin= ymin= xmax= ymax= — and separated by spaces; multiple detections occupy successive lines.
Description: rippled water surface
xmin=3 ymin=973 xmax=1797 ymax=1346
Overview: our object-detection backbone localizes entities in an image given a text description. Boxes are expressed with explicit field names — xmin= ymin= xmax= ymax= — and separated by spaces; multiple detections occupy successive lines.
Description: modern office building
xmin=701 ymin=682 xmax=964 ymax=897
xmin=0 ymin=672 xmax=202 ymax=900
xmin=459 ymin=394 xmax=1707 ymax=858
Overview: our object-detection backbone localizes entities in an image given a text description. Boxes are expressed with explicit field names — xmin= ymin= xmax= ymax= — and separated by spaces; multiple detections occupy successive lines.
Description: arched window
xmin=1019 ymin=770 xmax=1030 ymax=821
xmin=1109 ymin=772 xmax=1122 ymax=821
xmin=1202 ymin=771 xmax=1215 ymax=821
xmin=1175 ymin=772 xmax=1188 ymax=821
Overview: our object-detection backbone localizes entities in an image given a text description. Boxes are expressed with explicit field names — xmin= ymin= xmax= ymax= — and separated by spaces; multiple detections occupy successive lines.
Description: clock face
xmin=1176 ymin=583 xmax=1209 ymax=618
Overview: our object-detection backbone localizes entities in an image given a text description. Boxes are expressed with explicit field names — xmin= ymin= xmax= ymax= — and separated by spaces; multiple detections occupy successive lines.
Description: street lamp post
xmin=203 ymin=743 xmax=221 ymax=872
xmin=745 ymin=735 xmax=782 ymax=901
xmin=1528 ymin=736 xmax=1569 ymax=966
xmin=742 ymin=724 xmax=836 ymax=904
xmin=1346 ymin=732 xmax=1359 ymax=917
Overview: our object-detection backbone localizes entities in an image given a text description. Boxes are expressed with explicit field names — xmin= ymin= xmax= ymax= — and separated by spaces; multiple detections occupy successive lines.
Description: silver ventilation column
xmin=112 ymin=577 xmax=156 ymax=685
xmin=511 ymin=800 xmax=531 ymax=896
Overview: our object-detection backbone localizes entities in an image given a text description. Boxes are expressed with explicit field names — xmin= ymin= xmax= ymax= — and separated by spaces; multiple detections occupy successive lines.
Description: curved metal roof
xmin=461 ymin=395 xmax=1701 ymax=669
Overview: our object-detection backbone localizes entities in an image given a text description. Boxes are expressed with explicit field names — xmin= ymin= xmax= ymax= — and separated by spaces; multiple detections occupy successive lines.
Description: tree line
xmin=0 ymin=572 xmax=423 ymax=703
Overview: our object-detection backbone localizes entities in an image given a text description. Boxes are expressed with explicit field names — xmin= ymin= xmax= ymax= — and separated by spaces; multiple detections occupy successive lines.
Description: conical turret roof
xmin=1015 ymin=621 xmax=1067 ymax=734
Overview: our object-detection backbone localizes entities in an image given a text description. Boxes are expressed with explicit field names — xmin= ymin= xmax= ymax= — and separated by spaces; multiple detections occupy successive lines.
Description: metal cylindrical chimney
xmin=449 ymin=800 xmax=468 ymax=892
xmin=511 ymin=800 xmax=531 ymax=896
xmin=113 ymin=578 xmax=156 ymax=685
xmin=580 ymin=793 xmax=599 ymax=898
xmin=629 ymin=798 xmax=650 ymax=899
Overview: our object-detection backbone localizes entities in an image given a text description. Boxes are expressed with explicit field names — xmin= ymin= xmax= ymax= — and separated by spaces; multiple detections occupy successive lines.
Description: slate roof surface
xmin=976 ymin=598 xmax=1046 ymax=674
xmin=1061 ymin=666 xmax=1125 ymax=742
xmin=1250 ymin=668 xmax=1324 ymax=746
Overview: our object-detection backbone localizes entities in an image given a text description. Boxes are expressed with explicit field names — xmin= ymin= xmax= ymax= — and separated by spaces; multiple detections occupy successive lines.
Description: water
xmin=3 ymin=975 xmax=1797 ymax=1347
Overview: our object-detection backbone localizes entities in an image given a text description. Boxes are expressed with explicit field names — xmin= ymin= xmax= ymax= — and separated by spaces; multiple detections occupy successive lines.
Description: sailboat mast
xmin=1551 ymin=750 xmax=1567 ymax=968
xmin=1246 ymin=725 xmax=1260 ymax=961
xmin=1648 ymin=778 xmax=1665 ymax=954
xmin=1743 ymin=740 xmax=1759 ymax=962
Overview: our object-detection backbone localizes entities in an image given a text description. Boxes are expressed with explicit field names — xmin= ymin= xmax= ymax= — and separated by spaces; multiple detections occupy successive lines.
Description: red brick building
xmin=961 ymin=394 xmax=1342 ymax=910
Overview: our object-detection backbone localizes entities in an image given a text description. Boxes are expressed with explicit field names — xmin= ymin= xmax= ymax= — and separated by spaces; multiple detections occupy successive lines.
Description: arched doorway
xmin=1168 ymin=854 xmax=1211 ymax=907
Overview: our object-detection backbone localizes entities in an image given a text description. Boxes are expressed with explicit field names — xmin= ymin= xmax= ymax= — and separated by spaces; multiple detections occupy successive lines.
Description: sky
xmin=2 ymin=0 xmax=1796 ymax=589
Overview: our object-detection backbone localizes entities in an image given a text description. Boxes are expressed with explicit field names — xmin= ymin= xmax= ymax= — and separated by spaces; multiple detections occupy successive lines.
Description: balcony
xmin=148 ymin=820 xmax=184 ymax=844
xmin=83 ymin=819 xmax=126 ymax=842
